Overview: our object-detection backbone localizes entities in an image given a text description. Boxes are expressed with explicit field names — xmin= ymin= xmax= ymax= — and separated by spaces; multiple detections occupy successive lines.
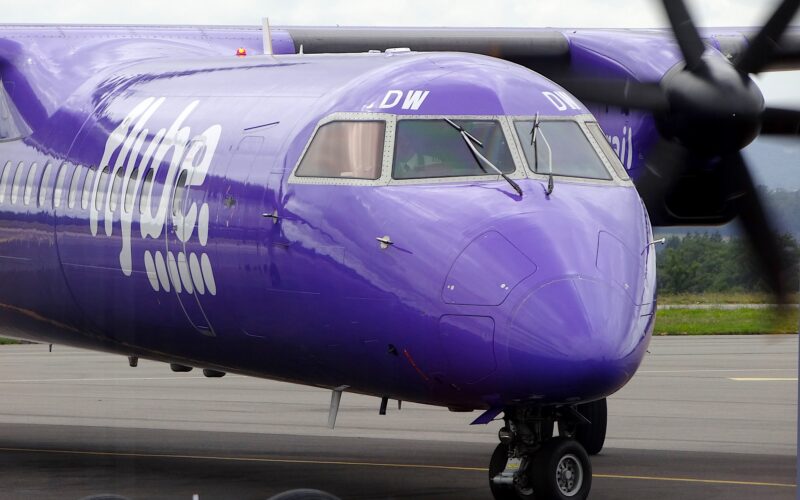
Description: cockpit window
xmin=585 ymin=122 xmax=631 ymax=181
xmin=296 ymin=121 xmax=385 ymax=180
xmin=393 ymin=120 xmax=515 ymax=179
xmin=515 ymin=120 xmax=612 ymax=181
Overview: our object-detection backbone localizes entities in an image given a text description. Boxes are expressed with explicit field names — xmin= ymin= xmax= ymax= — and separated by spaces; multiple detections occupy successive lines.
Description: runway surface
xmin=0 ymin=335 xmax=796 ymax=499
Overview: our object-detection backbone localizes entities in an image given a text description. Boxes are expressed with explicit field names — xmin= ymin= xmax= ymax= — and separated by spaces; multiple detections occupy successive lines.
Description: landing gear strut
xmin=489 ymin=407 xmax=592 ymax=500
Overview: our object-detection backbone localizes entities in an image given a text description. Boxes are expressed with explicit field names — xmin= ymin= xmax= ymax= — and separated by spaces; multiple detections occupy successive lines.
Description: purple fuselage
xmin=0 ymin=26 xmax=658 ymax=410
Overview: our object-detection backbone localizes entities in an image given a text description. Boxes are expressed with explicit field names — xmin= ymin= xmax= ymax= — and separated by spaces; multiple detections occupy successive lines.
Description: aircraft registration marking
xmin=0 ymin=447 xmax=793 ymax=488
xmin=365 ymin=90 xmax=430 ymax=111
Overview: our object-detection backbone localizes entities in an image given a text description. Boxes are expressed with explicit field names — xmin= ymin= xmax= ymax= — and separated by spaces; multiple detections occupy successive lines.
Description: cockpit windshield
xmin=393 ymin=119 xmax=515 ymax=179
xmin=514 ymin=120 xmax=612 ymax=181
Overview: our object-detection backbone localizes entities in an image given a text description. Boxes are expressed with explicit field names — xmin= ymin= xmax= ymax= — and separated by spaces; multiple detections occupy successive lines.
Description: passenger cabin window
xmin=585 ymin=122 xmax=630 ymax=181
xmin=67 ymin=165 xmax=81 ymax=209
xmin=139 ymin=169 xmax=154 ymax=215
xmin=514 ymin=120 xmax=612 ymax=181
xmin=393 ymin=120 xmax=515 ymax=179
xmin=81 ymin=167 xmax=96 ymax=210
xmin=0 ymin=161 xmax=11 ymax=203
xmin=172 ymin=170 xmax=188 ymax=217
xmin=296 ymin=121 xmax=385 ymax=180
xmin=11 ymin=162 xmax=25 ymax=204
xmin=54 ymin=163 xmax=68 ymax=208
xmin=109 ymin=168 xmax=124 ymax=212
xmin=124 ymin=168 xmax=139 ymax=213
xmin=95 ymin=166 xmax=110 ymax=211
xmin=38 ymin=162 xmax=53 ymax=208
xmin=23 ymin=162 xmax=38 ymax=205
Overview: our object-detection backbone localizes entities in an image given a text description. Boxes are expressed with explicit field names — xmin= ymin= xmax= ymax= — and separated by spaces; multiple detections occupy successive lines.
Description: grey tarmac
xmin=0 ymin=335 xmax=796 ymax=499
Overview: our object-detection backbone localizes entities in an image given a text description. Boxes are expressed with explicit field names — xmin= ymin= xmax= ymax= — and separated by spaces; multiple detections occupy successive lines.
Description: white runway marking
xmin=729 ymin=377 xmax=798 ymax=382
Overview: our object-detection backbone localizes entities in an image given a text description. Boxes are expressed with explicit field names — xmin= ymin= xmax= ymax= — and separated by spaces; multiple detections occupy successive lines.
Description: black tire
xmin=267 ymin=490 xmax=341 ymax=500
xmin=531 ymin=437 xmax=592 ymax=500
xmin=488 ymin=443 xmax=533 ymax=500
xmin=558 ymin=398 xmax=607 ymax=455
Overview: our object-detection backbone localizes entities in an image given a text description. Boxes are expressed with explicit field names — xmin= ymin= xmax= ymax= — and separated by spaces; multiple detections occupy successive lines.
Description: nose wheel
xmin=489 ymin=408 xmax=592 ymax=500
xmin=490 ymin=438 xmax=591 ymax=500
xmin=532 ymin=438 xmax=591 ymax=499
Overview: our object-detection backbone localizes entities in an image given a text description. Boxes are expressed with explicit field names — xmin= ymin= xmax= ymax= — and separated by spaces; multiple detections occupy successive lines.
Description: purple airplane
xmin=0 ymin=0 xmax=798 ymax=498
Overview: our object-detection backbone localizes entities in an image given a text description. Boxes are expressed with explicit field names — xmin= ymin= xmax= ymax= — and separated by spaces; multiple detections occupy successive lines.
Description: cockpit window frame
xmin=289 ymin=113 xmax=630 ymax=188
xmin=289 ymin=112 xmax=396 ymax=187
xmin=289 ymin=113 xmax=528 ymax=187
xmin=386 ymin=115 xmax=526 ymax=187
xmin=508 ymin=114 xmax=633 ymax=187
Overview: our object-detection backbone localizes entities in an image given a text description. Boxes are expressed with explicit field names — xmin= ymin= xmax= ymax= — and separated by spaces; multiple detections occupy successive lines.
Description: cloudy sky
xmin=3 ymin=0 xmax=799 ymax=105
xmin=3 ymin=0 xmax=797 ymax=28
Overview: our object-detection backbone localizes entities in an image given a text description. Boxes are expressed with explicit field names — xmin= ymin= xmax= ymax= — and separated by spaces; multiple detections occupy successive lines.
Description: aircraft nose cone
xmin=504 ymin=277 xmax=646 ymax=402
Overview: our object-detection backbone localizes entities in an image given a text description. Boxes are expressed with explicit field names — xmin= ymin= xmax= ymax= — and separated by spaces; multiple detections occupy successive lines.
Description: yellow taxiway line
xmin=0 ymin=447 xmax=794 ymax=489
xmin=593 ymin=473 xmax=795 ymax=488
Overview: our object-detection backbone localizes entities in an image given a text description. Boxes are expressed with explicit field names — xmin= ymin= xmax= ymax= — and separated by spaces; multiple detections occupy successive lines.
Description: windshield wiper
xmin=444 ymin=118 xmax=523 ymax=197
xmin=530 ymin=114 xmax=540 ymax=172
xmin=529 ymin=114 xmax=554 ymax=196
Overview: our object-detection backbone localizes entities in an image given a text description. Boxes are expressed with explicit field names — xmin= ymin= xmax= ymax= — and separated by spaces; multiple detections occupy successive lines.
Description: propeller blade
xmin=558 ymin=78 xmax=669 ymax=113
xmin=761 ymin=106 xmax=800 ymax=136
xmin=662 ymin=0 xmax=706 ymax=71
xmin=736 ymin=0 xmax=800 ymax=74
xmin=726 ymin=152 xmax=790 ymax=301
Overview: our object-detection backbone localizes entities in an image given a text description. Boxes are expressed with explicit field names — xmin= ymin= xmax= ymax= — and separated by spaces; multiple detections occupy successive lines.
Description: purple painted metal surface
xmin=0 ymin=25 xmax=666 ymax=412
xmin=443 ymin=231 xmax=537 ymax=306
xmin=563 ymin=29 xmax=683 ymax=182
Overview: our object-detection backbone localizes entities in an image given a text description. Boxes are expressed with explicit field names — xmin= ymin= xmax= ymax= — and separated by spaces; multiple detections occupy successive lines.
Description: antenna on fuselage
xmin=262 ymin=17 xmax=274 ymax=56
xmin=327 ymin=385 xmax=349 ymax=429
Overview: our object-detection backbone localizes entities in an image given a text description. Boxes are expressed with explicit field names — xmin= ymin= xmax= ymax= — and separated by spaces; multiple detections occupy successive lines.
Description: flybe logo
xmin=95 ymin=97 xmax=222 ymax=296
xmin=606 ymin=125 xmax=635 ymax=170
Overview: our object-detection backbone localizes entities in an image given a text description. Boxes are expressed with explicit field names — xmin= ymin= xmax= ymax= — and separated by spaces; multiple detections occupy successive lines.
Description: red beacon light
xmin=235 ymin=47 xmax=247 ymax=57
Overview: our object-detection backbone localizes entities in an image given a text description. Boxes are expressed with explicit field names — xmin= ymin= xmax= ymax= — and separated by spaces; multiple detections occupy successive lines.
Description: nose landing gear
xmin=489 ymin=408 xmax=592 ymax=500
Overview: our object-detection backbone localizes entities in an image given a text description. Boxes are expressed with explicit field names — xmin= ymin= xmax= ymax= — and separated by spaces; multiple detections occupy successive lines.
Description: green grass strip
xmin=655 ymin=307 xmax=799 ymax=335
xmin=659 ymin=292 xmax=800 ymax=305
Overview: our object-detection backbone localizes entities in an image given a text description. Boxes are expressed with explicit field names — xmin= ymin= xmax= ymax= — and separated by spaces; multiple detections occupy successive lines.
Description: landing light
xmin=236 ymin=47 xmax=247 ymax=57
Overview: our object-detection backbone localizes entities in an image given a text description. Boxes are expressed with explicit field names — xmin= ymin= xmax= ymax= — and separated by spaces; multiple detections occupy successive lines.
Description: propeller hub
xmin=658 ymin=58 xmax=764 ymax=156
